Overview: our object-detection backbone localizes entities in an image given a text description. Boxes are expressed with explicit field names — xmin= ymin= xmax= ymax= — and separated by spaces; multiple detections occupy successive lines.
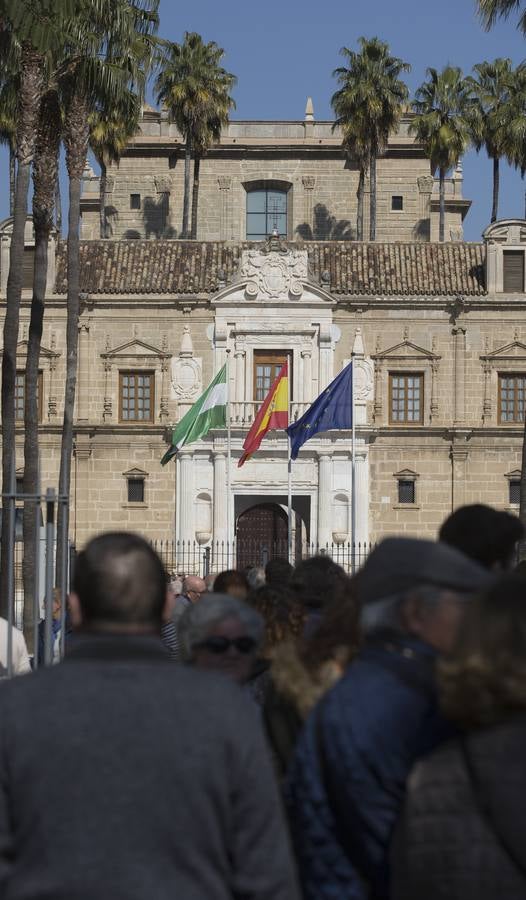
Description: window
xmin=391 ymin=195 xmax=403 ymax=211
xmin=15 ymin=371 xmax=43 ymax=422
xmin=130 ymin=193 xmax=141 ymax=210
xmin=398 ymin=480 xmax=415 ymax=504
xmin=389 ymin=373 xmax=423 ymax=424
xmin=23 ymin=248 xmax=35 ymax=291
xmin=16 ymin=476 xmax=24 ymax=496
xmin=246 ymin=187 xmax=288 ymax=240
xmin=127 ymin=477 xmax=145 ymax=503
xmin=253 ymin=351 xmax=290 ymax=402
xmin=119 ymin=372 xmax=154 ymax=422
xmin=499 ymin=374 xmax=526 ymax=423
xmin=509 ymin=479 xmax=521 ymax=505
xmin=503 ymin=250 xmax=524 ymax=293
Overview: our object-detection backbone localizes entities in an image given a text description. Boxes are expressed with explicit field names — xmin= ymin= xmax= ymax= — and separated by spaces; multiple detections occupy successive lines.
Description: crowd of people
xmin=0 ymin=503 xmax=524 ymax=898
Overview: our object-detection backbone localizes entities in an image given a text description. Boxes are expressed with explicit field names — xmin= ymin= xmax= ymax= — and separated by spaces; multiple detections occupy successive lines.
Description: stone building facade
xmin=1 ymin=217 xmax=526 ymax=568
xmin=80 ymin=103 xmax=470 ymax=245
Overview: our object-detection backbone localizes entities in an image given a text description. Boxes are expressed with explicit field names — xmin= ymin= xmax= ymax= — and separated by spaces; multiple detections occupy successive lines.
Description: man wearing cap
xmin=286 ymin=537 xmax=492 ymax=900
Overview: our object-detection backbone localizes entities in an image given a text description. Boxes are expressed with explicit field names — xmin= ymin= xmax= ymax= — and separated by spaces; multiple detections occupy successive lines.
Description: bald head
xmin=72 ymin=532 xmax=167 ymax=630
xmin=183 ymin=575 xmax=206 ymax=602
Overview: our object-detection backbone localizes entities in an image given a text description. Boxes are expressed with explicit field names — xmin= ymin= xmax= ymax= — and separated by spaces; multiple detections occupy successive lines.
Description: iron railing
xmin=151 ymin=539 xmax=374 ymax=577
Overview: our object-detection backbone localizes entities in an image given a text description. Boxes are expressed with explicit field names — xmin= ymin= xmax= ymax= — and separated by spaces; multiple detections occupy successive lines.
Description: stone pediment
xmin=481 ymin=340 xmax=526 ymax=361
xmin=483 ymin=219 xmax=526 ymax=245
xmin=372 ymin=339 xmax=439 ymax=361
xmin=393 ymin=468 xmax=419 ymax=479
xmin=102 ymin=338 xmax=170 ymax=360
xmin=14 ymin=340 xmax=59 ymax=359
xmin=123 ymin=467 xmax=148 ymax=477
xmin=505 ymin=468 xmax=521 ymax=479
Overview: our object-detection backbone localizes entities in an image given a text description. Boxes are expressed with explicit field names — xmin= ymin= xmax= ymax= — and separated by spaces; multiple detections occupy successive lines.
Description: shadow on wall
xmin=296 ymin=203 xmax=354 ymax=241
xmin=143 ymin=195 xmax=177 ymax=239
xmin=412 ymin=219 xmax=430 ymax=241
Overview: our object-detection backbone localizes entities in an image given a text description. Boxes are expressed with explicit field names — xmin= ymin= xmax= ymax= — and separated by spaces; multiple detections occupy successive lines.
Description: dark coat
xmin=286 ymin=633 xmax=453 ymax=900
xmin=391 ymin=718 xmax=526 ymax=900
xmin=0 ymin=634 xmax=300 ymax=900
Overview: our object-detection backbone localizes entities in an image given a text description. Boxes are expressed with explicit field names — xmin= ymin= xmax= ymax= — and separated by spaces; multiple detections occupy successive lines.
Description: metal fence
xmin=151 ymin=539 xmax=374 ymax=577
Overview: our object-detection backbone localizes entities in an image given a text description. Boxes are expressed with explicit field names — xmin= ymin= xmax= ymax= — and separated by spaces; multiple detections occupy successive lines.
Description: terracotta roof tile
xmin=54 ymin=240 xmax=486 ymax=297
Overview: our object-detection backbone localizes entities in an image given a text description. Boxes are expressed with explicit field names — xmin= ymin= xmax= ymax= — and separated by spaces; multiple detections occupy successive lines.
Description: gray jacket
xmin=0 ymin=634 xmax=300 ymax=900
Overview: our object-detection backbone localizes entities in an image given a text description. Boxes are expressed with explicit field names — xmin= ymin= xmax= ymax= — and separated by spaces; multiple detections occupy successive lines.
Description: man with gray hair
xmin=287 ymin=536 xmax=493 ymax=900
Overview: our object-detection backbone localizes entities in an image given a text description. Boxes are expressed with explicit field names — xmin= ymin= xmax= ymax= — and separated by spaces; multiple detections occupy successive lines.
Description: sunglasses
xmin=197 ymin=636 xmax=257 ymax=655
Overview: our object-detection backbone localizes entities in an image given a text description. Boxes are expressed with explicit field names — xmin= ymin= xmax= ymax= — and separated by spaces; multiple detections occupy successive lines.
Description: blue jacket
xmin=286 ymin=634 xmax=454 ymax=900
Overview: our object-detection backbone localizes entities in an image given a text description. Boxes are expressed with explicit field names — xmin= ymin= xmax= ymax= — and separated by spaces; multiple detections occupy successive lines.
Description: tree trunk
xmin=56 ymin=89 xmax=89 ymax=588
xmin=356 ymin=168 xmax=365 ymax=241
xmin=519 ymin=416 xmax=526 ymax=561
xmin=181 ymin=135 xmax=192 ymax=239
xmin=190 ymin=154 xmax=200 ymax=240
xmin=369 ymin=153 xmax=377 ymax=241
xmin=9 ymin=145 xmax=15 ymax=217
xmin=55 ymin=177 xmax=62 ymax=234
xmin=439 ymin=167 xmax=446 ymax=242
xmin=0 ymin=45 xmax=43 ymax=619
xmin=99 ymin=159 xmax=107 ymax=238
xmin=491 ymin=156 xmax=499 ymax=223
xmin=23 ymin=86 xmax=60 ymax=652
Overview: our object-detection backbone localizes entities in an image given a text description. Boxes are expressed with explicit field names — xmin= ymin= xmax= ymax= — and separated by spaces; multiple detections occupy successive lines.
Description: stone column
xmin=218 ymin=176 xmax=232 ymax=240
xmin=302 ymin=176 xmax=315 ymax=235
xmin=453 ymin=325 xmax=466 ymax=425
xmin=417 ymin=175 xmax=434 ymax=240
xmin=159 ymin=356 xmax=169 ymax=421
xmin=234 ymin=348 xmax=245 ymax=402
xmin=373 ymin=359 xmax=383 ymax=423
xmin=301 ymin=349 xmax=312 ymax=404
xmin=354 ymin=449 xmax=369 ymax=548
xmin=451 ymin=446 xmax=469 ymax=510
xmin=77 ymin=321 xmax=90 ymax=422
xmin=430 ymin=360 xmax=439 ymax=421
xmin=317 ymin=452 xmax=332 ymax=548
xmin=73 ymin=437 xmax=91 ymax=548
xmin=319 ymin=325 xmax=332 ymax=390
xmin=178 ymin=452 xmax=193 ymax=545
xmin=213 ymin=450 xmax=227 ymax=546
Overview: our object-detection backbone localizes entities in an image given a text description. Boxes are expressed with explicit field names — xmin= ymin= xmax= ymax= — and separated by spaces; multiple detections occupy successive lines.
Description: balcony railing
xmin=228 ymin=401 xmax=309 ymax=427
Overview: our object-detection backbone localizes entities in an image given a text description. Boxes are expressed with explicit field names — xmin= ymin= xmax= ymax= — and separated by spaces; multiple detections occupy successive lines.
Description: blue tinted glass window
xmin=246 ymin=187 xmax=288 ymax=240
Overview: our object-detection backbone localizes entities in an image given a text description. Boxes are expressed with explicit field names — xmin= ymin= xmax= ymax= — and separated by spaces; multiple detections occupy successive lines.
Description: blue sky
xmin=2 ymin=0 xmax=525 ymax=240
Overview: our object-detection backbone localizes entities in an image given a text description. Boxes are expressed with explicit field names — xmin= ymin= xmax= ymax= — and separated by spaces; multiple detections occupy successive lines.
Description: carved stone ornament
xmin=353 ymin=358 xmax=374 ymax=401
xmin=170 ymin=356 xmax=202 ymax=400
xmin=302 ymin=176 xmax=315 ymax=190
xmin=154 ymin=175 xmax=172 ymax=193
xmin=218 ymin=176 xmax=232 ymax=191
xmin=240 ymin=248 xmax=308 ymax=301
xmin=417 ymin=175 xmax=434 ymax=194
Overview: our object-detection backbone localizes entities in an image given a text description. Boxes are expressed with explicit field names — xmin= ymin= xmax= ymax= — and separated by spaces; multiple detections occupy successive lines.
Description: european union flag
xmin=287 ymin=361 xmax=353 ymax=460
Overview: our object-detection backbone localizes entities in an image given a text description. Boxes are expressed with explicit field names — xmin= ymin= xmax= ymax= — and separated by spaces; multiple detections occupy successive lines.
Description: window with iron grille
xmin=391 ymin=195 xmax=403 ymax=211
xmin=119 ymin=372 xmax=154 ymax=422
xmin=127 ymin=478 xmax=145 ymax=503
xmin=389 ymin=373 xmax=423 ymax=424
xmin=15 ymin=371 xmax=43 ymax=422
xmin=130 ymin=193 xmax=141 ymax=210
xmin=499 ymin=374 xmax=526 ymax=423
xmin=398 ymin=480 xmax=415 ymax=504
xmin=509 ymin=479 xmax=521 ymax=505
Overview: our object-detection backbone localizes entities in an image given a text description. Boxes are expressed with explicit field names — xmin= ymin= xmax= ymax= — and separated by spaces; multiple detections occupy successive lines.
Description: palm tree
xmin=332 ymin=37 xmax=410 ymax=241
xmin=478 ymin=0 xmax=526 ymax=33
xmin=0 ymin=81 xmax=17 ymax=215
xmin=155 ymin=32 xmax=236 ymax=240
xmin=411 ymin=67 xmax=474 ymax=242
xmin=22 ymin=82 xmax=61 ymax=649
xmin=467 ymin=58 xmax=515 ymax=223
xmin=89 ymin=94 xmax=140 ymax=238
xmin=337 ymin=115 xmax=370 ymax=240
xmin=55 ymin=0 xmax=160 ymax=586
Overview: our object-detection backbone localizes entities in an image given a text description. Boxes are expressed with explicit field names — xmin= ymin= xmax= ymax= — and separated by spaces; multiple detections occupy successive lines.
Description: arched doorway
xmin=236 ymin=502 xmax=289 ymax=569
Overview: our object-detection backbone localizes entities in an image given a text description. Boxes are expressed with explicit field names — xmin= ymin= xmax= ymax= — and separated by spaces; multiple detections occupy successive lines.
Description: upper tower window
xmin=246 ymin=186 xmax=288 ymax=240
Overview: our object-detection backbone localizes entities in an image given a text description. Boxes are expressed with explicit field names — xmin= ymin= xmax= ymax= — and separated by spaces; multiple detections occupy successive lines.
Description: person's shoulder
xmin=408 ymin=739 xmax=465 ymax=792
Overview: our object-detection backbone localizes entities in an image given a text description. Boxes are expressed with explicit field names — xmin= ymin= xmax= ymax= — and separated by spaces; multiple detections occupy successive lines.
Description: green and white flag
xmin=161 ymin=364 xmax=227 ymax=465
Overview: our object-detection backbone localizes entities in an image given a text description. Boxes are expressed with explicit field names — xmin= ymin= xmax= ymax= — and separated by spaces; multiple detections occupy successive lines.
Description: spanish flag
xmin=238 ymin=363 xmax=288 ymax=467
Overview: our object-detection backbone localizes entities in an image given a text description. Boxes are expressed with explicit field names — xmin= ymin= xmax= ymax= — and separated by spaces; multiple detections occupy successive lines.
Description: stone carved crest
xmin=170 ymin=357 xmax=202 ymax=400
xmin=241 ymin=248 xmax=308 ymax=301
xmin=417 ymin=175 xmax=434 ymax=194
xmin=353 ymin=358 xmax=374 ymax=401
xmin=154 ymin=175 xmax=172 ymax=193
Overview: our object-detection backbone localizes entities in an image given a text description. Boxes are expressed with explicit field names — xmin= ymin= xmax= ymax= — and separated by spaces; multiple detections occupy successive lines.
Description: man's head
xmin=70 ymin=532 xmax=167 ymax=632
xmin=357 ymin=537 xmax=493 ymax=654
xmin=182 ymin=575 xmax=206 ymax=603
xmin=439 ymin=504 xmax=523 ymax=571
xmin=213 ymin=570 xmax=249 ymax=601
xmin=265 ymin=557 xmax=293 ymax=588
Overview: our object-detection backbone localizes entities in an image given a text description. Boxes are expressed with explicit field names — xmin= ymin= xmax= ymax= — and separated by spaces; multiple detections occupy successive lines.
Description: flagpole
xmin=287 ymin=352 xmax=293 ymax=566
xmin=351 ymin=354 xmax=356 ymax=573
xmin=226 ymin=348 xmax=232 ymax=568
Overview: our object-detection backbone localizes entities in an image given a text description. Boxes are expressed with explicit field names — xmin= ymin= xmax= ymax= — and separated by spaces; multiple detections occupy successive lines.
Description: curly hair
xmin=247 ymin=585 xmax=304 ymax=655
xmin=439 ymin=572 xmax=526 ymax=729
xmin=299 ymin=575 xmax=361 ymax=674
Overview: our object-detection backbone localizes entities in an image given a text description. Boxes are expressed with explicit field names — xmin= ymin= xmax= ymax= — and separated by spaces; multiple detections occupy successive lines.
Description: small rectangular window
xmin=391 ymin=195 xmax=403 ymax=211
xmin=398 ymin=480 xmax=415 ymax=504
xmin=130 ymin=193 xmax=141 ymax=210
xmin=389 ymin=373 xmax=423 ymax=425
xmin=499 ymin=374 xmax=526 ymax=423
xmin=253 ymin=351 xmax=291 ymax=402
xmin=119 ymin=371 xmax=154 ymax=423
xmin=503 ymin=250 xmax=524 ymax=293
xmin=127 ymin=478 xmax=145 ymax=503
xmin=510 ymin=479 xmax=521 ymax=505
xmin=15 ymin=371 xmax=43 ymax=422
xmin=15 ymin=476 xmax=24 ymax=496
